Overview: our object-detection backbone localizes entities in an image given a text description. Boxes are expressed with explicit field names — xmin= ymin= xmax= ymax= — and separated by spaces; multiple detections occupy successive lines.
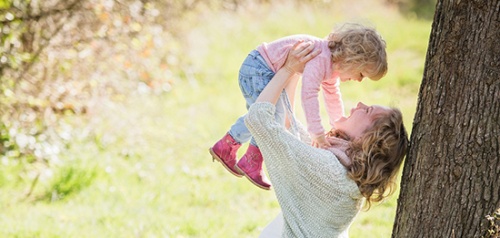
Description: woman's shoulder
xmin=316 ymin=151 xmax=362 ymax=198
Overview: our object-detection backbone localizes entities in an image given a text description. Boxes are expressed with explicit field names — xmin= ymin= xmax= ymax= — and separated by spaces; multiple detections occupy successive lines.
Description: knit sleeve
xmin=246 ymin=102 xmax=362 ymax=237
xmin=245 ymin=102 xmax=358 ymax=195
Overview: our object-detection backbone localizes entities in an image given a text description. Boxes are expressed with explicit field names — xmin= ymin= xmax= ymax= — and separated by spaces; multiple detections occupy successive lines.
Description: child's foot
xmin=234 ymin=145 xmax=271 ymax=190
xmin=209 ymin=133 xmax=243 ymax=177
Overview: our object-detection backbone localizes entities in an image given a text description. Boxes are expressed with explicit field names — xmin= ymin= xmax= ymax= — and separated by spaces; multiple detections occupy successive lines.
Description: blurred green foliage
xmin=0 ymin=0 xmax=436 ymax=166
xmin=38 ymin=165 xmax=98 ymax=202
xmin=389 ymin=0 xmax=437 ymax=19
xmin=0 ymin=1 xmax=436 ymax=236
xmin=0 ymin=0 xmax=435 ymax=212
xmin=483 ymin=208 xmax=500 ymax=238
xmin=0 ymin=0 xmax=253 ymax=174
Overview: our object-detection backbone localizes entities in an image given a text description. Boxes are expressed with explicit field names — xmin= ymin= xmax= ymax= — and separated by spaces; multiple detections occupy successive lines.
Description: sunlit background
xmin=0 ymin=0 xmax=434 ymax=237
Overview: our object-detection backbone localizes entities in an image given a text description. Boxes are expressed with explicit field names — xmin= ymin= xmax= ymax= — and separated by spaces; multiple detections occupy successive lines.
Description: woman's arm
xmin=246 ymin=40 xmax=320 ymax=149
xmin=245 ymin=40 xmax=320 ymax=153
xmin=243 ymin=40 xmax=321 ymax=175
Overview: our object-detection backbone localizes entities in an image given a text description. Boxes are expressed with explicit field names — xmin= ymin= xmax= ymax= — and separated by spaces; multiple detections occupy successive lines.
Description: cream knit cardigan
xmin=245 ymin=102 xmax=363 ymax=238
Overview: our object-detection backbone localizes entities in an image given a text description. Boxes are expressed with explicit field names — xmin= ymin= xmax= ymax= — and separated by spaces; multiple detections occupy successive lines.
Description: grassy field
xmin=0 ymin=1 xmax=432 ymax=237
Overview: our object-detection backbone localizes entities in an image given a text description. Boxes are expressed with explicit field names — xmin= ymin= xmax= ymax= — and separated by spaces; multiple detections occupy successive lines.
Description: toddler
xmin=209 ymin=23 xmax=387 ymax=190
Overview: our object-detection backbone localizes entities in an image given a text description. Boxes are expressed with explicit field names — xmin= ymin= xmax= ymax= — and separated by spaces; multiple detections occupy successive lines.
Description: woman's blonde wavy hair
xmin=327 ymin=23 xmax=387 ymax=81
xmin=330 ymin=107 xmax=409 ymax=209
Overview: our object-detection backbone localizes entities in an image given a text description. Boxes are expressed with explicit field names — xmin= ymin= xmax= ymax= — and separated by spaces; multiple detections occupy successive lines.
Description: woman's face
xmin=334 ymin=102 xmax=390 ymax=139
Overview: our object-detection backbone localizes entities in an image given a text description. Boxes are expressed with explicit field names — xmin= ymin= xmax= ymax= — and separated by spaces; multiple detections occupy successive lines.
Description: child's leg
xmin=210 ymin=50 xmax=274 ymax=178
xmin=235 ymin=91 xmax=286 ymax=190
xmin=236 ymin=91 xmax=287 ymax=191
xmin=228 ymin=50 xmax=275 ymax=143
xmin=231 ymin=50 xmax=276 ymax=189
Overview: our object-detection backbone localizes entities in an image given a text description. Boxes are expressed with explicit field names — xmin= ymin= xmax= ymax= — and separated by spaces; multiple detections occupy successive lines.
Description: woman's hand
xmin=255 ymin=41 xmax=319 ymax=105
xmin=283 ymin=41 xmax=321 ymax=74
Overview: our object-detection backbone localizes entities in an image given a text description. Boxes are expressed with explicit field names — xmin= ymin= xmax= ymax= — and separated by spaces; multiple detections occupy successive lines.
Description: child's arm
xmin=301 ymin=60 xmax=333 ymax=148
xmin=322 ymin=81 xmax=345 ymax=129
xmin=312 ymin=83 xmax=343 ymax=148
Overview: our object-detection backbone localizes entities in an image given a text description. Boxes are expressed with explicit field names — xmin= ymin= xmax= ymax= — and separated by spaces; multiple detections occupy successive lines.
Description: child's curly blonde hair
xmin=328 ymin=23 xmax=388 ymax=81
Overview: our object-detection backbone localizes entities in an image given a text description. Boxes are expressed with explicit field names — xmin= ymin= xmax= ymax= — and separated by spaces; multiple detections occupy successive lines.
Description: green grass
xmin=0 ymin=1 xmax=432 ymax=237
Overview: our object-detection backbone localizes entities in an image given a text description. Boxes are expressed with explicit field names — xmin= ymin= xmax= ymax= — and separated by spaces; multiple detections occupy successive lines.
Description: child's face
xmin=338 ymin=70 xmax=364 ymax=82
xmin=334 ymin=64 xmax=372 ymax=82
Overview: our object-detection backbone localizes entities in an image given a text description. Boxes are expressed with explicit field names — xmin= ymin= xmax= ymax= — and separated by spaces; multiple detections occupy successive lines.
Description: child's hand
xmin=311 ymin=133 xmax=332 ymax=148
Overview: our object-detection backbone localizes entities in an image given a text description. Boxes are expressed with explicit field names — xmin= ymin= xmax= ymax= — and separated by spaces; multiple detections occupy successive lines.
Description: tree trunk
xmin=392 ymin=0 xmax=500 ymax=237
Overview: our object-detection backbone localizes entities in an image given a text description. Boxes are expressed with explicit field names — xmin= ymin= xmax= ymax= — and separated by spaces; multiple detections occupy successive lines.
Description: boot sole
xmin=234 ymin=165 xmax=271 ymax=191
xmin=209 ymin=148 xmax=243 ymax=177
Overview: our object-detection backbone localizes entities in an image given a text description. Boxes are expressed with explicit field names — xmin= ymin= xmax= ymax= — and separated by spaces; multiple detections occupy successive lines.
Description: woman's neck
xmin=327 ymin=130 xmax=351 ymax=141
xmin=325 ymin=135 xmax=352 ymax=167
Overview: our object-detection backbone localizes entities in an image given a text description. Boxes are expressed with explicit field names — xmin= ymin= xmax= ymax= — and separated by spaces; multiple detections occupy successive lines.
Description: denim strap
xmin=281 ymin=90 xmax=300 ymax=139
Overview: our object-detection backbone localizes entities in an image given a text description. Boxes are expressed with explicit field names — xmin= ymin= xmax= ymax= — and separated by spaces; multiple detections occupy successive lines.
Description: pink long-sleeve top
xmin=257 ymin=34 xmax=344 ymax=137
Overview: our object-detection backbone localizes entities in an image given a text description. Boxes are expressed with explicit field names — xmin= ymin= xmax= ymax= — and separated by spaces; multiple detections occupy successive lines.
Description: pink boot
xmin=235 ymin=145 xmax=271 ymax=190
xmin=209 ymin=133 xmax=243 ymax=177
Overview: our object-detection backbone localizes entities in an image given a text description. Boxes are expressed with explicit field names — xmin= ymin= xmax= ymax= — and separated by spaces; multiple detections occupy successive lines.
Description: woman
xmin=245 ymin=41 xmax=409 ymax=237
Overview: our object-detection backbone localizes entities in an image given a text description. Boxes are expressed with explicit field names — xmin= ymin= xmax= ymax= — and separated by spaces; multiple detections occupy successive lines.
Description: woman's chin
xmin=336 ymin=116 xmax=347 ymax=123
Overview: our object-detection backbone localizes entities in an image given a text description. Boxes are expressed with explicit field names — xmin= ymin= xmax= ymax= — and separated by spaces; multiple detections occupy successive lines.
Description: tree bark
xmin=392 ymin=0 xmax=500 ymax=237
